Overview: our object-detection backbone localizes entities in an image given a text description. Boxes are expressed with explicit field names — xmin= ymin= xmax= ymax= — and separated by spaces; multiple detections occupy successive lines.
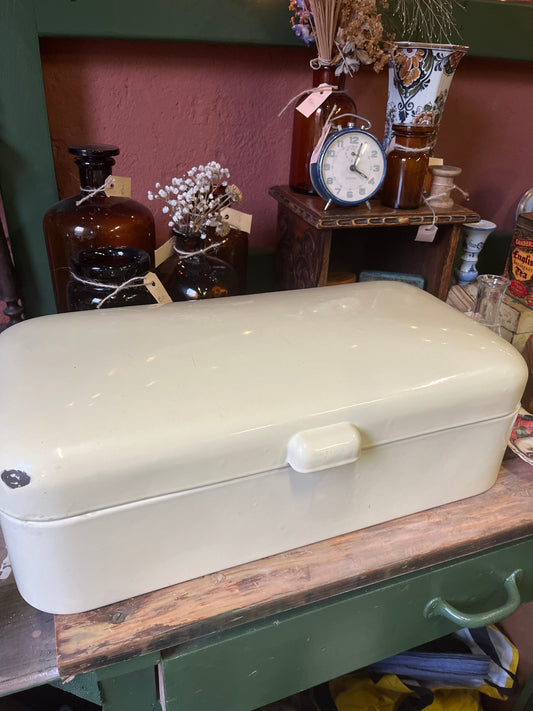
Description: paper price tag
xmin=415 ymin=224 xmax=438 ymax=243
xmin=296 ymin=86 xmax=333 ymax=118
xmin=105 ymin=176 xmax=131 ymax=198
xmin=310 ymin=120 xmax=332 ymax=164
xmin=222 ymin=207 xmax=253 ymax=234
xmin=155 ymin=237 xmax=174 ymax=268
xmin=144 ymin=272 xmax=172 ymax=304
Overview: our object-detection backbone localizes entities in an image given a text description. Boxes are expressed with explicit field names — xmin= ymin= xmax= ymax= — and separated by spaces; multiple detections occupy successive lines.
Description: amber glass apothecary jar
xmin=43 ymin=144 xmax=156 ymax=313
xmin=156 ymin=230 xmax=239 ymax=301
xmin=289 ymin=65 xmax=357 ymax=194
xmin=67 ymin=246 xmax=156 ymax=312
xmin=380 ymin=125 xmax=433 ymax=209
xmin=207 ymin=226 xmax=248 ymax=295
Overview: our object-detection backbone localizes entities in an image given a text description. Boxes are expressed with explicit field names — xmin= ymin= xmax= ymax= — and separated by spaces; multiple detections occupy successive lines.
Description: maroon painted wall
xmin=39 ymin=38 xmax=533 ymax=249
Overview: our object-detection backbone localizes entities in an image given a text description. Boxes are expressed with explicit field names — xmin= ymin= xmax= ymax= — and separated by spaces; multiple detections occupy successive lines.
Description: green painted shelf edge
xmin=34 ymin=0 xmax=533 ymax=62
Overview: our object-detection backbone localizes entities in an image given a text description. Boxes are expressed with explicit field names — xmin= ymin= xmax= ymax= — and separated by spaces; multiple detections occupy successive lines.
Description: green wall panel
xmin=34 ymin=0 xmax=298 ymax=46
xmin=34 ymin=0 xmax=533 ymax=61
xmin=0 ymin=0 xmax=57 ymax=317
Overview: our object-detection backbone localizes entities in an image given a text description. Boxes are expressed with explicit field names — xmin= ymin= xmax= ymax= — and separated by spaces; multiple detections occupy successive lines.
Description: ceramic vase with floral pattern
xmin=384 ymin=42 xmax=468 ymax=149
xmin=455 ymin=220 xmax=497 ymax=287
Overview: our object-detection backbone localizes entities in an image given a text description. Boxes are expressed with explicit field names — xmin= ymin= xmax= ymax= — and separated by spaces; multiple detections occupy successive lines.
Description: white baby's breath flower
xmin=148 ymin=163 xmax=243 ymax=240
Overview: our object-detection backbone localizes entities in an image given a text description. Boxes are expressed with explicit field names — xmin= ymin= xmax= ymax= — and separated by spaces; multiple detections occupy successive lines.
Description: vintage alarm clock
xmin=310 ymin=117 xmax=386 ymax=207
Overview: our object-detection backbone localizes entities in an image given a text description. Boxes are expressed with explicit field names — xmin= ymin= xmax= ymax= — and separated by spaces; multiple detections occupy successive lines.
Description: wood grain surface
xmin=55 ymin=459 xmax=533 ymax=678
xmin=268 ymin=186 xmax=480 ymax=230
xmin=0 ymin=532 xmax=57 ymax=695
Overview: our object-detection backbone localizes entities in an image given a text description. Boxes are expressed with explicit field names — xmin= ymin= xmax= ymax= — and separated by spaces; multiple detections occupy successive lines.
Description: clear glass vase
xmin=465 ymin=274 xmax=510 ymax=335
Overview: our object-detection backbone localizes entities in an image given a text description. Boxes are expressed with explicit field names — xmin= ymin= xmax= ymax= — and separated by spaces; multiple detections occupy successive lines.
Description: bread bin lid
xmin=0 ymin=282 xmax=527 ymax=521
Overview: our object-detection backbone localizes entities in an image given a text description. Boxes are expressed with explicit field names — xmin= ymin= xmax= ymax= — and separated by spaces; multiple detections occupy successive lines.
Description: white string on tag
xmin=75 ymin=176 xmax=115 ymax=207
xmin=278 ymin=83 xmax=339 ymax=118
xmin=172 ymin=237 xmax=230 ymax=260
xmin=392 ymin=144 xmax=432 ymax=153
xmin=423 ymin=185 xmax=470 ymax=226
xmin=310 ymin=104 xmax=339 ymax=164
xmin=310 ymin=57 xmax=334 ymax=70
xmin=68 ymin=272 xmax=148 ymax=309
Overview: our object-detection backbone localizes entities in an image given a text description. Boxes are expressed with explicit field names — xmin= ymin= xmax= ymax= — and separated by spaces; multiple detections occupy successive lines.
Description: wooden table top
xmin=52 ymin=457 xmax=533 ymax=679
xmin=269 ymin=185 xmax=481 ymax=230
xmin=0 ymin=529 xmax=57 ymax=695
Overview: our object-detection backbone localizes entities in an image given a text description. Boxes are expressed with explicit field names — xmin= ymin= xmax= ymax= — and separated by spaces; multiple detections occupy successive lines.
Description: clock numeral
xmin=328 ymin=149 xmax=336 ymax=157
xmin=324 ymin=163 xmax=331 ymax=171
xmin=347 ymin=191 xmax=353 ymax=199
xmin=372 ymin=165 xmax=380 ymax=172
xmin=359 ymin=187 xmax=367 ymax=195
xmin=350 ymin=136 xmax=359 ymax=144
xmin=335 ymin=188 xmax=341 ymax=195
xmin=369 ymin=178 xmax=376 ymax=185
xmin=370 ymin=150 xmax=378 ymax=158
xmin=336 ymin=140 xmax=344 ymax=148
xmin=326 ymin=177 xmax=334 ymax=185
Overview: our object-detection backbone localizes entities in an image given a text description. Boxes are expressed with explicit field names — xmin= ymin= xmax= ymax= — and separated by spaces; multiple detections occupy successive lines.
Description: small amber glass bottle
xmin=380 ymin=125 xmax=434 ymax=209
xmin=43 ymin=144 xmax=156 ymax=313
xmin=156 ymin=230 xmax=239 ymax=301
xmin=289 ymin=66 xmax=357 ymax=195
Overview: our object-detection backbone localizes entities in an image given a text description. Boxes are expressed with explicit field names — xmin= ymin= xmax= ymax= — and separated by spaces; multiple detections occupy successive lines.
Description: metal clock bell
xmin=310 ymin=115 xmax=386 ymax=209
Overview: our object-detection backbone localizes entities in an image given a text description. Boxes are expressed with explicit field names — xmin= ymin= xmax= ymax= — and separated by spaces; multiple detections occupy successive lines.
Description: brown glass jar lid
xmin=68 ymin=144 xmax=120 ymax=158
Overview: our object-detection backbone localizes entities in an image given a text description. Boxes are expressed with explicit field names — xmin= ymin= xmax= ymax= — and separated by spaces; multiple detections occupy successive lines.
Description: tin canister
xmin=505 ymin=212 xmax=533 ymax=307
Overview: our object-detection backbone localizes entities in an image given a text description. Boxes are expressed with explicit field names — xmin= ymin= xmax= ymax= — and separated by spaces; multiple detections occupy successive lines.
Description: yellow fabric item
xmin=330 ymin=674 xmax=483 ymax=711
xmin=330 ymin=673 xmax=414 ymax=711
xmin=428 ymin=689 xmax=482 ymax=711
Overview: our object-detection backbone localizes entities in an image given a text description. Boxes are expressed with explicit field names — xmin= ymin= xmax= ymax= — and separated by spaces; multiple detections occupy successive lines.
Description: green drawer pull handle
xmin=424 ymin=570 xmax=522 ymax=628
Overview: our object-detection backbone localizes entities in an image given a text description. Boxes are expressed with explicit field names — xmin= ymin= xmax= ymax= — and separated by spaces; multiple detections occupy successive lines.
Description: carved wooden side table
xmin=270 ymin=185 xmax=481 ymax=300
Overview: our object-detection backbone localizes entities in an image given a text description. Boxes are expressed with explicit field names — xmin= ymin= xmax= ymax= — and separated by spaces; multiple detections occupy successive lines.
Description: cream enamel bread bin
xmin=0 ymin=282 xmax=527 ymax=614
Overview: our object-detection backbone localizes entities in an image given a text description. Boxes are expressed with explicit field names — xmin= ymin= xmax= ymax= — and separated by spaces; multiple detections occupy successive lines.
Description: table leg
xmin=275 ymin=205 xmax=331 ymax=289
xmin=0 ymin=215 xmax=23 ymax=329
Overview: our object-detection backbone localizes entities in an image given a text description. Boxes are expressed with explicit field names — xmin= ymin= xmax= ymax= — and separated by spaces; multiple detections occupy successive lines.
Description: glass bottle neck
xmin=173 ymin=229 xmax=205 ymax=257
xmin=77 ymin=164 xmax=113 ymax=191
xmin=312 ymin=65 xmax=346 ymax=90
xmin=393 ymin=127 xmax=433 ymax=149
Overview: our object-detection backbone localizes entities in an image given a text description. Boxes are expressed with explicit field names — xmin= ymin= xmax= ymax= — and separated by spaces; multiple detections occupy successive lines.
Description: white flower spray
xmin=148 ymin=162 xmax=243 ymax=247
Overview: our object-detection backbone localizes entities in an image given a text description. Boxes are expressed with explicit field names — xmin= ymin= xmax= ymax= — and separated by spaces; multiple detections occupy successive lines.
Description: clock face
xmin=312 ymin=128 xmax=386 ymax=206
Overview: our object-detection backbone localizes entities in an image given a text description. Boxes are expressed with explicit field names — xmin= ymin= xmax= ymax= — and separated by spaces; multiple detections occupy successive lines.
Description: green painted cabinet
xmin=160 ymin=539 xmax=533 ymax=711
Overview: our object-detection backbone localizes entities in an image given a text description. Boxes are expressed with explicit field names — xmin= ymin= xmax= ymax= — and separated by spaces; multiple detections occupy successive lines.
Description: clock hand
xmin=349 ymin=161 xmax=369 ymax=180
xmin=350 ymin=144 xmax=363 ymax=170
xmin=349 ymin=143 xmax=368 ymax=179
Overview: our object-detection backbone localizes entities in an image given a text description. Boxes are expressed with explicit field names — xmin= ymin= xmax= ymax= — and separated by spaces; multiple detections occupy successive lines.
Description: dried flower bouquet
xmin=289 ymin=0 xmax=391 ymax=75
xmin=148 ymin=162 xmax=243 ymax=242
xmin=289 ymin=0 xmax=463 ymax=76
